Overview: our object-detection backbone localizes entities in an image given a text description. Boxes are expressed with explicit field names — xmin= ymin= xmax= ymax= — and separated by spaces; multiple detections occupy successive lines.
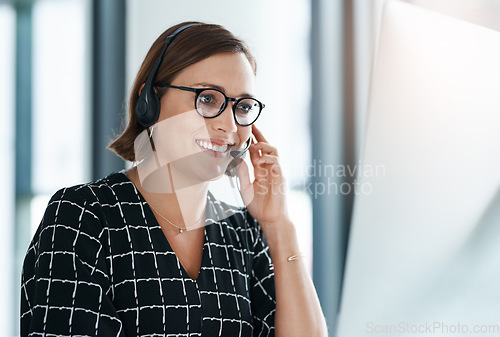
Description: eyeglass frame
xmin=157 ymin=84 xmax=265 ymax=126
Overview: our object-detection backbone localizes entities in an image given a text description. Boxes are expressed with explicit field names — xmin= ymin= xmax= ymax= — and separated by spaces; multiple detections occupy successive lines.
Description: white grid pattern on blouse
xmin=21 ymin=172 xmax=276 ymax=337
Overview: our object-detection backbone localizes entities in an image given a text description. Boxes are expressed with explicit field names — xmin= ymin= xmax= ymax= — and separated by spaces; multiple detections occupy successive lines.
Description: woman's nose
xmin=211 ymin=104 xmax=237 ymax=133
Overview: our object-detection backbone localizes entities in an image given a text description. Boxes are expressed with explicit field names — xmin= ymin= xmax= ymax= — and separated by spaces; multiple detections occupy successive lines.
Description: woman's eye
xmin=237 ymin=103 xmax=252 ymax=114
xmin=199 ymin=94 xmax=217 ymax=105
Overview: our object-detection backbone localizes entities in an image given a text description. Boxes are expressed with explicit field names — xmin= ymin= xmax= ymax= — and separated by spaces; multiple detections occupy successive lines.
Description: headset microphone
xmin=135 ymin=23 xmax=199 ymax=128
xmin=225 ymin=138 xmax=252 ymax=178
xmin=230 ymin=137 xmax=252 ymax=159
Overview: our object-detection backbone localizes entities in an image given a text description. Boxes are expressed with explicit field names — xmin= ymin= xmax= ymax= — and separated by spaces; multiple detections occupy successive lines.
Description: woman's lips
xmin=195 ymin=139 xmax=234 ymax=158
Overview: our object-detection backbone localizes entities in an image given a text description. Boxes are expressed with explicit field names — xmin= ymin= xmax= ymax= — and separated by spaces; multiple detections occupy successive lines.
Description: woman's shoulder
xmin=61 ymin=170 xmax=133 ymax=200
xmin=47 ymin=171 xmax=135 ymax=209
xmin=38 ymin=171 xmax=137 ymax=233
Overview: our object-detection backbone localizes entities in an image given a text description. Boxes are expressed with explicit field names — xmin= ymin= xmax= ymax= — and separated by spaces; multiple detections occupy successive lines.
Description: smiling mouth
xmin=195 ymin=139 xmax=232 ymax=153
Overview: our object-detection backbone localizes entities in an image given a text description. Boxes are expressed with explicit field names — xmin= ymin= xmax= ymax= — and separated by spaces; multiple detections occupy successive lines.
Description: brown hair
xmin=108 ymin=21 xmax=257 ymax=162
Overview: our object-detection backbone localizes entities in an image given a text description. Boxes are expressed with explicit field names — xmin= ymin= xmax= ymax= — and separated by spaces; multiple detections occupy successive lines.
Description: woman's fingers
xmin=248 ymin=142 xmax=260 ymax=163
xmin=248 ymin=129 xmax=281 ymax=180
xmin=253 ymin=155 xmax=282 ymax=183
xmin=235 ymin=159 xmax=255 ymax=205
xmin=249 ymin=141 xmax=278 ymax=156
xmin=253 ymin=154 xmax=279 ymax=166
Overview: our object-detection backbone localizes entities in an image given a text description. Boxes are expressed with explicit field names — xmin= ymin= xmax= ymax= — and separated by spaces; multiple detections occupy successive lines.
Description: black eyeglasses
xmin=158 ymin=84 xmax=265 ymax=126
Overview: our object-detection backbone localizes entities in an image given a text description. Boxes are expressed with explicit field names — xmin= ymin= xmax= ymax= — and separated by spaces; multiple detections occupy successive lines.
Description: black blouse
xmin=21 ymin=171 xmax=276 ymax=336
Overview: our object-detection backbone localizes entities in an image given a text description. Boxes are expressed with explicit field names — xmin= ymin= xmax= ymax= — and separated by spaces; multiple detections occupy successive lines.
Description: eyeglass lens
xmin=196 ymin=89 xmax=261 ymax=126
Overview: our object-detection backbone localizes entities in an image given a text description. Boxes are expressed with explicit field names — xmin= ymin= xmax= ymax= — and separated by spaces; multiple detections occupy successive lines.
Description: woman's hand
xmin=237 ymin=127 xmax=328 ymax=337
xmin=237 ymin=125 xmax=291 ymax=228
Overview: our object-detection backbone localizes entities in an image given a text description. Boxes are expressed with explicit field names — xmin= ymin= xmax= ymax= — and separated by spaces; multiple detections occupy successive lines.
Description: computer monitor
xmin=337 ymin=1 xmax=500 ymax=336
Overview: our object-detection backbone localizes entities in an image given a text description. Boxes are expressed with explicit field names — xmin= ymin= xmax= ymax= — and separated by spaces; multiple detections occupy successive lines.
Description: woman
xmin=21 ymin=22 xmax=327 ymax=336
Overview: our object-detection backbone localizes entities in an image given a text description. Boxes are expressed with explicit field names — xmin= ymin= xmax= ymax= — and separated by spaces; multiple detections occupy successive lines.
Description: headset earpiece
xmin=136 ymin=81 xmax=160 ymax=128
xmin=135 ymin=23 xmax=199 ymax=128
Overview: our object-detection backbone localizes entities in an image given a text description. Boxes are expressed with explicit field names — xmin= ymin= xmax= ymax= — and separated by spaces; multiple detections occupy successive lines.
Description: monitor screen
xmin=337 ymin=1 xmax=500 ymax=336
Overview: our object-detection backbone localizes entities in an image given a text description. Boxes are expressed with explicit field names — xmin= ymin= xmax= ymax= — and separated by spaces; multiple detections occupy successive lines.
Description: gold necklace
xmin=148 ymin=203 xmax=205 ymax=233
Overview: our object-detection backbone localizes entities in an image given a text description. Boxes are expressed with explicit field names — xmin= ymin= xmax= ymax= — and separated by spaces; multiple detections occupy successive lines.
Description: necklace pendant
xmin=179 ymin=229 xmax=183 ymax=233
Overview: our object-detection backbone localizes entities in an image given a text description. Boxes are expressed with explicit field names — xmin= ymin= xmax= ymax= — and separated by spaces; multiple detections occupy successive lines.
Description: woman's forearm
xmin=263 ymin=220 xmax=329 ymax=337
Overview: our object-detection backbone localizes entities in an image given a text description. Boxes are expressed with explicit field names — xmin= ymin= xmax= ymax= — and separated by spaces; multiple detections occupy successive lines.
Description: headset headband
xmin=135 ymin=23 xmax=199 ymax=128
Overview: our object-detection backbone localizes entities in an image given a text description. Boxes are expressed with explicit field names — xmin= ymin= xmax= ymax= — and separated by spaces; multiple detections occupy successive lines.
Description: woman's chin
xmin=177 ymin=158 xmax=231 ymax=185
xmin=200 ymin=163 xmax=230 ymax=182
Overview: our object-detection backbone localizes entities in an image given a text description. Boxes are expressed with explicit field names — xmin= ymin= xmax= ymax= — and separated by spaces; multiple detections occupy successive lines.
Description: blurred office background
xmin=1 ymin=0 xmax=499 ymax=336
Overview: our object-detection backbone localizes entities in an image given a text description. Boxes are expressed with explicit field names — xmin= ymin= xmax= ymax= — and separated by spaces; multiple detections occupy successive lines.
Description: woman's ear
xmin=139 ymin=83 xmax=146 ymax=96
xmin=140 ymin=82 xmax=160 ymax=96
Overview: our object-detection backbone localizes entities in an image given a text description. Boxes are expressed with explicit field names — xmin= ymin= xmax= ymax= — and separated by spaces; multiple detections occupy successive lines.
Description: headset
xmin=230 ymin=137 xmax=252 ymax=159
xmin=135 ymin=23 xmax=199 ymax=128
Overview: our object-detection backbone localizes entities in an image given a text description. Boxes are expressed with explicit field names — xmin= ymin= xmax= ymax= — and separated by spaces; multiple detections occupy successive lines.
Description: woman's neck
xmin=127 ymin=166 xmax=208 ymax=231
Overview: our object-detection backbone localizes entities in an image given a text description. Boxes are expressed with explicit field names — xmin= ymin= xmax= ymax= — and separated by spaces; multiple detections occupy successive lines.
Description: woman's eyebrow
xmin=191 ymin=82 xmax=255 ymax=98
xmin=191 ymin=82 xmax=223 ymax=90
